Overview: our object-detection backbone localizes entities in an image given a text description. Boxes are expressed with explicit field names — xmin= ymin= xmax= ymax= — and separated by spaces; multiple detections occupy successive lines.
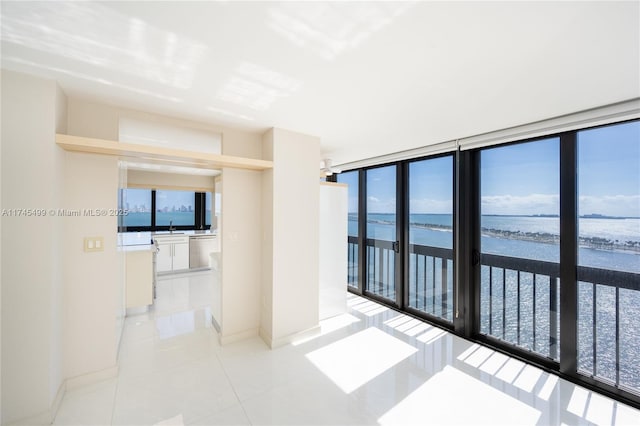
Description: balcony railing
xmin=349 ymin=236 xmax=640 ymax=395
xmin=480 ymin=253 xmax=640 ymax=394
xmin=479 ymin=254 xmax=560 ymax=360
xmin=347 ymin=236 xmax=358 ymax=288
xmin=577 ymin=266 xmax=640 ymax=393
xmin=366 ymin=238 xmax=396 ymax=300
xmin=360 ymin=238 xmax=455 ymax=319
xmin=408 ymin=244 xmax=454 ymax=322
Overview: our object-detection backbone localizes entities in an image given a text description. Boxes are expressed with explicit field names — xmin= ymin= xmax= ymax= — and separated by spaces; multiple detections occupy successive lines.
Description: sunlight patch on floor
xmin=292 ymin=313 xmax=361 ymax=346
xmin=306 ymin=327 xmax=417 ymax=393
xmin=537 ymin=373 xmax=558 ymax=401
xmin=378 ymin=366 xmax=541 ymax=425
xmin=350 ymin=300 xmax=390 ymax=316
xmin=416 ymin=326 xmax=446 ymax=345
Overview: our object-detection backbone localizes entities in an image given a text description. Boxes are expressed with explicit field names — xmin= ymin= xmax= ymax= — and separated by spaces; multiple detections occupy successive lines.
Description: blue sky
xmin=339 ymin=120 xmax=639 ymax=217
xmin=481 ymin=137 xmax=560 ymax=216
xmin=367 ymin=165 xmax=397 ymax=214
xmin=123 ymin=188 xmax=151 ymax=210
xmin=408 ymin=156 xmax=453 ymax=214
xmin=578 ymin=121 xmax=639 ymax=217
xmin=156 ymin=190 xmax=194 ymax=210
xmin=124 ymin=189 xmax=196 ymax=211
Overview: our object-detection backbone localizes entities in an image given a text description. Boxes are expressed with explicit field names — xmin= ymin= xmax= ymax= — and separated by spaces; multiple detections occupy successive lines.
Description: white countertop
xmin=119 ymin=244 xmax=155 ymax=253
xmin=119 ymin=230 xmax=217 ymax=246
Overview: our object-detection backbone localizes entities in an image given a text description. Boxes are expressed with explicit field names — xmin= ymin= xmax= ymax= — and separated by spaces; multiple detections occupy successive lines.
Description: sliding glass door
xmin=340 ymin=119 xmax=640 ymax=405
xmin=337 ymin=171 xmax=360 ymax=289
xmin=366 ymin=165 xmax=399 ymax=303
xmin=478 ymin=138 xmax=560 ymax=360
xmin=576 ymin=121 xmax=640 ymax=391
xmin=407 ymin=155 xmax=454 ymax=323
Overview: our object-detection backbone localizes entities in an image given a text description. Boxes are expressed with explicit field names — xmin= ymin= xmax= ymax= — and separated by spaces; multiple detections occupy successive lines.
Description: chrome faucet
xmin=169 ymin=220 xmax=175 ymax=233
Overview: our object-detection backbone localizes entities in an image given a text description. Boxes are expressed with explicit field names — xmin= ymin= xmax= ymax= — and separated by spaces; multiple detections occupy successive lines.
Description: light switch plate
xmin=84 ymin=237 xmax=104 ymax=252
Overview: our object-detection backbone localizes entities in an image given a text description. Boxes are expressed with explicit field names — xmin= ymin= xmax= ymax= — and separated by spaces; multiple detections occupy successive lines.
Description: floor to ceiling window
xmin=337 ymin=171 xmax=360 ymax=289
xmin=340 ymin=118 xmax=640 ymax=407
xmin=478 ymin=138 xmax=561 ymax=360
xmin=366 ymin=165 xmax=398 ymax=302
xmin=407 ymin=155 xmax=454 ymax=323
xmin=576 ymin=121 xmax=640 ymax=392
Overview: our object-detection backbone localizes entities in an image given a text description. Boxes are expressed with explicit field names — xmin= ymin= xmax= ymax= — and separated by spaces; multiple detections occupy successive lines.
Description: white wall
xmin=319 ymin=183 xmax=348 ymax=320
xmin=66 ymin=98 xmax=264 ymax=158
xmin=127 ymin=169 xmax=215 ymax=192
xmin=261 ymin=128 xmax=320 ymax=347
xmin=0 ymin=71 xmax=3 ymax=425
xmin=260 ymin=130 xmax=274 ymax=341
xmin=219 ymin=168 xmax=262 ymax=343
xmin=66 ymin=97 xmax=267 ymax=347
xmin=213 ymin=122 xmax=264 ymax=343
xmin=61 ymin=153 xmax=119 ymax=381
xmin=50 ymin=83 xmax=67 ymax=410
xmin=211 ymin=176 xmax=223 ymax=329
xmin=0 ymin=70 xmax=65 ymax=425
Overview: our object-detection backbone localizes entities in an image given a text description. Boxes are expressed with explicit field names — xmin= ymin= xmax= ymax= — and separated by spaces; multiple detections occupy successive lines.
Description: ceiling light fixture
xmin=321 ymin=158 xmax=342 ymax=177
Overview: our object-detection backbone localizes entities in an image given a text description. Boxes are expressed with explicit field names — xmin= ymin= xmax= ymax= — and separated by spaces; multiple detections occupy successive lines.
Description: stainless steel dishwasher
xmin=189 ymin=235 xmax=216 ymax=269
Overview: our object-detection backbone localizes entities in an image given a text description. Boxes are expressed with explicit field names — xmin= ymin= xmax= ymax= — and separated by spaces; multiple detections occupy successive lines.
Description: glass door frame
xmin=357 ymin=162 xmax=405 ymax=308
xmin=342 ymin=119 xmax=640 ymax=409
xmin=403 ymin=153 xmax=457 ymax=330
xmin=468 ymin=135 xmax=566 ymax=373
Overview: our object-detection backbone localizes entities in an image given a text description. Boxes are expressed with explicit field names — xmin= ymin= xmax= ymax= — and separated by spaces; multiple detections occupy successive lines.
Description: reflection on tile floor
xmin=55 ymin=271 xmax=640 ymax=425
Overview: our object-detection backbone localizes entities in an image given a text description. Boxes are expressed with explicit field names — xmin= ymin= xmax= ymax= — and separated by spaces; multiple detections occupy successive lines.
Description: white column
xmin=261 ymin=128 xmax=320 ymax=347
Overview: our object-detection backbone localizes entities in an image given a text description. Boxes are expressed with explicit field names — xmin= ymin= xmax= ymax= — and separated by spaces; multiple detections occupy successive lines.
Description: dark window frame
xmin=118 ymin=189 xmax=211 ymax=233
xmin=342 ymin=118 xmax=640 ymax=409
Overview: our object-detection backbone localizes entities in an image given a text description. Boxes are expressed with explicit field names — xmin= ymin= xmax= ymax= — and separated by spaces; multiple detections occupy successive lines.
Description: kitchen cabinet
xmin=154 ymin=235 xmax=190 ymax=273
xmin=125 ymin=248 xmax=153 ymax=309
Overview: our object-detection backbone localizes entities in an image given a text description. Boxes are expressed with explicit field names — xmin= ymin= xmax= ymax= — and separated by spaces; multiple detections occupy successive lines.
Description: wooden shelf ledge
xmin=56 ymin=133 xmax=273 ymax=171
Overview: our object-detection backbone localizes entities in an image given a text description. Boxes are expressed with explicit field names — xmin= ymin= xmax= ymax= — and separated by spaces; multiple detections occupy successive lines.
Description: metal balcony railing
xmin=577 ymin=266 xmax=640 ymax=393
xmin=479 ymin=254 xmax=560 ymax=360
xmin=408 ymin=244 xmax=454 ymax=322
xmin=347 ymin=237 xmax=640 ymax=395
xmin=347 ymin=236 xmax=358 ymax=288
xmin=480 ymin=253 xmax=640 ymax=394
xmin=366 ymin=238 xmax=396 ymax=300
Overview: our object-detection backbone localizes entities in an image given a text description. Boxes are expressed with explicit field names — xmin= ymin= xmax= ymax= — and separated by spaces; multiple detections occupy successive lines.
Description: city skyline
xmin=122 ymin=189 xmax=212 ymax=213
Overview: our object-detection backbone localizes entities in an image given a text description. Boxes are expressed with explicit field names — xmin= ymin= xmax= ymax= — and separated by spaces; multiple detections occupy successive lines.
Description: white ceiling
xmin=1 ymin=1 xmax=638 ymax=166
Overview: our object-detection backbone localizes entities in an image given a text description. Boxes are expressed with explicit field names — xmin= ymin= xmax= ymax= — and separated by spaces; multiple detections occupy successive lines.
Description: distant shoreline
xmin=364 ymin=219 xmax=640 ymax=254
xmin=363 ymin=213 xmax=640 ymax=220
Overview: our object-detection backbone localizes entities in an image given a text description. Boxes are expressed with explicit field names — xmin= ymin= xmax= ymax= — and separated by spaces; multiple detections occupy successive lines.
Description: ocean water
xmin=122 ymin=211 xmax=196 ymax=227
xmin=354 ymin=213 xmax=639 ymax=272
xmin=351 ymin=213 xmax=640 ymax=390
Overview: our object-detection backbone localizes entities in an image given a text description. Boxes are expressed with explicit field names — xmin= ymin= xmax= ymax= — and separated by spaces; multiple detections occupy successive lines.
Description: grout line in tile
xmin=214 ymin=352 xmax=254 ymax=426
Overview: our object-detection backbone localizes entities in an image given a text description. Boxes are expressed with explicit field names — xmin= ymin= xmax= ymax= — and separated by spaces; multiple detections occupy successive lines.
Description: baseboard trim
xmin=211 ymin=313 xmax=221 ymax=333
xmin=5 ymin=409 xmax=51 ymax=426
xmin=259 ymin=327 xmax=273 ymax=348
xmin=267 ymin=324 xmax=322 ymax=349
xmin=4 ymin=379 xmax=67 ymax=425
xmin=65 ymin=365 xmax=119 ymax=391
xmin=125 ymin=305 xmax=149 ymax=316
xmin=219 ymin=327 xmax=258 ymax=346
xmin=50 ymin=380 xmax=67 ymax=422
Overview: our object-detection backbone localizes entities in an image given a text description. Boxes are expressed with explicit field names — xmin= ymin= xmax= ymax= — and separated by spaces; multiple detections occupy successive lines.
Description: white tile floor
xmin=54 ymin=271 xmax=640 ymax=425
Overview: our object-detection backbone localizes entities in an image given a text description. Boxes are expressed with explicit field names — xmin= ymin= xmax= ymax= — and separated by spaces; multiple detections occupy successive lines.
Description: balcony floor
xmin=54 ymin=272 xmax=640 ymax=425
